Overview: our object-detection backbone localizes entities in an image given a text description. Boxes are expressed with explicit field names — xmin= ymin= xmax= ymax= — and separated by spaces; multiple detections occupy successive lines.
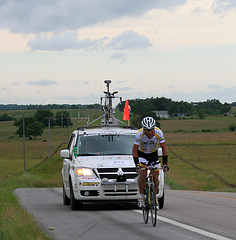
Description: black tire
xmin=142 ymin=195 xmax=149 ymax=224
xmin=70 ymin=181 xmax=83 ymax=210
xmin=158 ymin=191 xmax=164 ymax=209
xmin=63 ymin=184 xmax=70 ymax=206
xmin=150 ymin=184 xmax=157 ymax=227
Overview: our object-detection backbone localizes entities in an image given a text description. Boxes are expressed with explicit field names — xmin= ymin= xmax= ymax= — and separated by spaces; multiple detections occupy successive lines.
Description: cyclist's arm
xmin=132 ymin=143 xmax=139 ymax=158
xmin=160 ymin=142 xmax=169 ymax=171
xmin=160 ymin=142 xmax=167 ymax=156
xmin=132 ymin=144 xmax=139 ymax=166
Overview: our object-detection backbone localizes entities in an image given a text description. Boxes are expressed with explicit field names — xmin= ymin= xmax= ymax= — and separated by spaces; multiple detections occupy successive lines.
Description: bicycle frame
xmin=141 ymin=165 xmax=161 ymax=227
xmin=141 ymin=165 xmax=162 ymax=191
xmin=142 ymin=167 xmax=160 ymax=201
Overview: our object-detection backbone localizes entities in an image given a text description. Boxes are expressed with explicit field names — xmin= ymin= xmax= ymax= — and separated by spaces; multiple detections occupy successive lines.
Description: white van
xmin=60 ymin=126 xmax=139 ymax=210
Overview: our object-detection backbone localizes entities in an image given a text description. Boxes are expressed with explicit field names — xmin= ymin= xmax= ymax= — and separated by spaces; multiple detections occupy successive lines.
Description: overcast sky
xmin=0 ymin=0 xmax=236 ymax=105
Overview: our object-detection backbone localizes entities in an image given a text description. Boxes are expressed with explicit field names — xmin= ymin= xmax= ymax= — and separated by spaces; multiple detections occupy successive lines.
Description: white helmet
xmin=141 ymin=116 xmax=156 ymax=130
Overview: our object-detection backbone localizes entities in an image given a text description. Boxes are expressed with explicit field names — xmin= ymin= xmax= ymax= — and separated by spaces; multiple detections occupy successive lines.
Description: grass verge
xmin=0 ymin=156 xmax=63 ymax=240
xmin=0 ymin=175 xmax=51 ymax=240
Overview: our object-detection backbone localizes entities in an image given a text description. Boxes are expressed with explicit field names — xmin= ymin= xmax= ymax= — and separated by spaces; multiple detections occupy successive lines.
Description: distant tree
xmin=228 ymin=123 xmax=236 ymax=132
xmin=26 ymin=121 xmax=44 ymax=139
xmin=131 ymin=115 xmax=143 ymax=129
xmin=59 ymin=105 xmax=66 ymax=109
xmin=168 ymin=101 xmax=194 ymax=116
xmin=55 ymin=111 xmax=73 ymax=127
xmin=119 ymin=97 xmax=191 ymax=117
xmin=119 ymin=97 xmax=231 ymax=118
xmin=220 ymin=103 xmax=231 ymax=114
xmin=87 ymin=104 xmax=101 ymax=109
xmin=70 ymin=104 xmax=78 ymax=109
xmin=196 ymin=99 xmax=222 ymax=114
xmin=153 ymin=97 xmax=172 ymax=110
xmin=14 ymin=117 xmax=44 ymax=139
xmin=0 ymin=114 xmax=14 ymax=121
xmin=198 ymin=109 xmax=205 ymax=119
xmin=34 ymin=109 xmax=55 ymax=128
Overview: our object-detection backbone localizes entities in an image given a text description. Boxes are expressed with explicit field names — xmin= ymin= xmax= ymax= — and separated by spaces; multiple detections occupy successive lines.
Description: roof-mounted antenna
xmin=85 ymin=80 xmax=126 ymax=127
xmin=101 ymin=80 xmax=121 ymax=126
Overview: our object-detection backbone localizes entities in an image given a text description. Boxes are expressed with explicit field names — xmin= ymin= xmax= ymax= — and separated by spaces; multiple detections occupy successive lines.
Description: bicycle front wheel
xmin=150 ymin=184 xmax=157 ymax=227
xmin=142 ymin=196 xmax=149 ymax=224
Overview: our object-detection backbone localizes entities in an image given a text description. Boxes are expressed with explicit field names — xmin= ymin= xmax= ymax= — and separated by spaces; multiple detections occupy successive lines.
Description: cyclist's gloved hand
xmin=163 ymin=165 xmax=169 ymax=173
xmin=135 ymin=164 xmax=140 ymax=172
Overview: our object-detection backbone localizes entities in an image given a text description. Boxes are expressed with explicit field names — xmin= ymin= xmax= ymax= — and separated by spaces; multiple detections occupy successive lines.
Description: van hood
xmin=75 ymin=155 xmax=135 ymax=169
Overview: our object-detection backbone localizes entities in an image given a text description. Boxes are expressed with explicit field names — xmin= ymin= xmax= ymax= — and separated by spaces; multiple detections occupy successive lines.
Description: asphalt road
xmin=14 ymin=188 xmax=236 ymax=240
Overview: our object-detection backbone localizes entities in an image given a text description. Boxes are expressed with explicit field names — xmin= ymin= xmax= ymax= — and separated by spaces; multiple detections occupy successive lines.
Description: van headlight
xmin=75 ymin=168 xmax=93 ymax=176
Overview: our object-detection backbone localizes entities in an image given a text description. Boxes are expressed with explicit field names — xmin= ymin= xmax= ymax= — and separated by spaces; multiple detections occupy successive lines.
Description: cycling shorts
xmin=138 ymin=150 xmax=160 ymax=167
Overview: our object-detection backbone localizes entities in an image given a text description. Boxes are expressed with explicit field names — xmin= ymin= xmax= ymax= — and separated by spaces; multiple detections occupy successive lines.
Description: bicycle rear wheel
xmin=142 ymin=195 xmax=149 ymax=224
xmin=150 ymin=184 xmax=157 ymax=227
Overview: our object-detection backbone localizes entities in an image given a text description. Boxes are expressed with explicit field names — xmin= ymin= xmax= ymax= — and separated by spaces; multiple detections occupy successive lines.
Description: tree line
xmin=1 ymin=100 xmax=235 ymax=112
xmin=13 ymin=110 xmax=73 ymax=139
xmin=0 ymin=103 xmax=101 ymax=110
xmin=117 ymin=97 xmax=233 ymax=128
xmin=118 ymin=98 xmax=231 ymax=116
xmin=1 ymin=98 xmax=234 ymax=136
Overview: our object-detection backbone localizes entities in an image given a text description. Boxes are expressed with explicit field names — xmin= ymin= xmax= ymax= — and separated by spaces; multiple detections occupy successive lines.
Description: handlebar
xmin=140 ymin=165 xmax=162 ymax=171
xmin=139 ymin=165 xmax=168 ymax=174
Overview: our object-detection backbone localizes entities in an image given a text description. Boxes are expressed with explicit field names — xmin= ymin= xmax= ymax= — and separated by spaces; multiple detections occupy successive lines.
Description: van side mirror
xmin=60 ymin=149 xmax=70 ymax=158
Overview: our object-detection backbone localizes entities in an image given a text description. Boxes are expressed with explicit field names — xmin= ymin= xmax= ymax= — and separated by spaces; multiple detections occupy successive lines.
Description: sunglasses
xmin=144 ymin=128 xmax=154 ymax=131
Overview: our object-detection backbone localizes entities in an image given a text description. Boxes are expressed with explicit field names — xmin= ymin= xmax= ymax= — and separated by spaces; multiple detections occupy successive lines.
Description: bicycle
xmin=141 ymin=164 xmax=162 ymax=227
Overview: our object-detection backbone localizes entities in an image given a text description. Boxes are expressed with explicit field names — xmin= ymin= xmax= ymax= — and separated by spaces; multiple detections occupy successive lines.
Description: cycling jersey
xmin=134 ymin=127 xmax=165 ymax=165
xmin=134 ymin=127 xmax=165 ymax=153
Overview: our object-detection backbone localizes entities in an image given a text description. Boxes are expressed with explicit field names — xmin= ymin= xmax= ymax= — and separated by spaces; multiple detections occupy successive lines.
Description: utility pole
xmin=23 ymin=113 xmax=26 ymax=171
xmin=61 ymin=112 xmax=63 ymax=143
xmin=45 ymin=117 xmax=53 ymax=159
xmin=58 ymin=112 xmax=64 ymax=143
xmin=67 ymin=116 xmax=70 ymax=140
xmin=48 ymin=118 xmax=50 ymax=158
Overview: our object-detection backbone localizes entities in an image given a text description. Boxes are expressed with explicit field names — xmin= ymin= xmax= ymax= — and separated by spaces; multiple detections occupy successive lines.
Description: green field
xmin=1 ymin=109 xmax=236 ymax=187
xmin=0 ymin=109 xmax=236 ymax=239
xmin=159 ymin=115 xmax=236 ymax=191
xmin=0 ymin=108 xmax=104 ymax=178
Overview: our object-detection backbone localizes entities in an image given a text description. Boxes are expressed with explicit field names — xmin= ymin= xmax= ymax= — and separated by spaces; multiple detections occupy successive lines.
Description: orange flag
xmin=123 ymin=100 xmax=130 ymax=120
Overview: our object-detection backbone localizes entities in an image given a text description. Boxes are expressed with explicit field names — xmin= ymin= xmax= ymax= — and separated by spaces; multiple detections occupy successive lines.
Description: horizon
xmin=0 ymin=97 xmax=235 ymax=107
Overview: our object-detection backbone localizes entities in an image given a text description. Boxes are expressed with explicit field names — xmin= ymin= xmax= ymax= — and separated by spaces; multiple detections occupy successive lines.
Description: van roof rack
xmin=77 ymin=125 xmax=137 ymax=131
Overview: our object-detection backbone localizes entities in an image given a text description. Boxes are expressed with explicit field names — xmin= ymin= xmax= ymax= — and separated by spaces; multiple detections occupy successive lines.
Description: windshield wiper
xmin=77 ymin=153 xmax=96 ymax=156
xmin=105 ymin=153 xmax=130 ymax=155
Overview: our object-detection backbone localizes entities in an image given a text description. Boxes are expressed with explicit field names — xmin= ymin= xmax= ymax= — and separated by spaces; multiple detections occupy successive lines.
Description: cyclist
xmin=132 ymin=116 xmax=169 ymax=208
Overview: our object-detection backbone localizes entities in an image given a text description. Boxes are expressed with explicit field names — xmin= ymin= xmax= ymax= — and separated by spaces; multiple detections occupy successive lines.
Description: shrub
xmin=0 ymin=114 xmax=14 ymax=121
xmin=228 ymin=123 xmax=236 ymax=131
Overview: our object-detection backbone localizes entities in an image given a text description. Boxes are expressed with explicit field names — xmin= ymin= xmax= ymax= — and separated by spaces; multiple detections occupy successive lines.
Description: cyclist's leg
xmin=138 ymin=158 xmax=148 ymax=194
xmin=138 ymin=172 xmax=146 ymax=195
xmin=152 ymin=170 xmax=159 ymax=194
xmin=138 ymin=158 xmax=148 ymax=208
xmin=153 ymin=162 xmax=161 ymax=194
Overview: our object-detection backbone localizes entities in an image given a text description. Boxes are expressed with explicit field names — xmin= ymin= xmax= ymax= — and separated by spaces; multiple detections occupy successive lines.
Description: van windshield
xmin=77 ymin=134 xmax=135 ymax=156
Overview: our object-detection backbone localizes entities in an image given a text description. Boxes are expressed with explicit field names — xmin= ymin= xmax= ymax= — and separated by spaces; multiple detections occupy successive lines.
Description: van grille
xmin=96 ymin=167 xmax=138 ymax=197
xmin=97 ymin=167 xmax=138 ymax=180
xmin=103 ymin=189 xmax=137 ymax=196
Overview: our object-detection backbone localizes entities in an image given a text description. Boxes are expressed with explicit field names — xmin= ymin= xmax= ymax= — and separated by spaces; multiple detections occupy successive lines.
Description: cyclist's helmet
xmin=141 ymin=116 xmax=156 ymax=130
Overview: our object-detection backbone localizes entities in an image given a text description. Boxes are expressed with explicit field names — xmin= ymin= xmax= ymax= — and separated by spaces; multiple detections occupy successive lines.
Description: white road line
xmin=133 ymin=210 xmax=233 ymax=240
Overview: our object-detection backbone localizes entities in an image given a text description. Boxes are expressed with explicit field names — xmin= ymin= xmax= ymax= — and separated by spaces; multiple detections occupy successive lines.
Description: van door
xmin=63 ymin=133 xmax=76 ymax=190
